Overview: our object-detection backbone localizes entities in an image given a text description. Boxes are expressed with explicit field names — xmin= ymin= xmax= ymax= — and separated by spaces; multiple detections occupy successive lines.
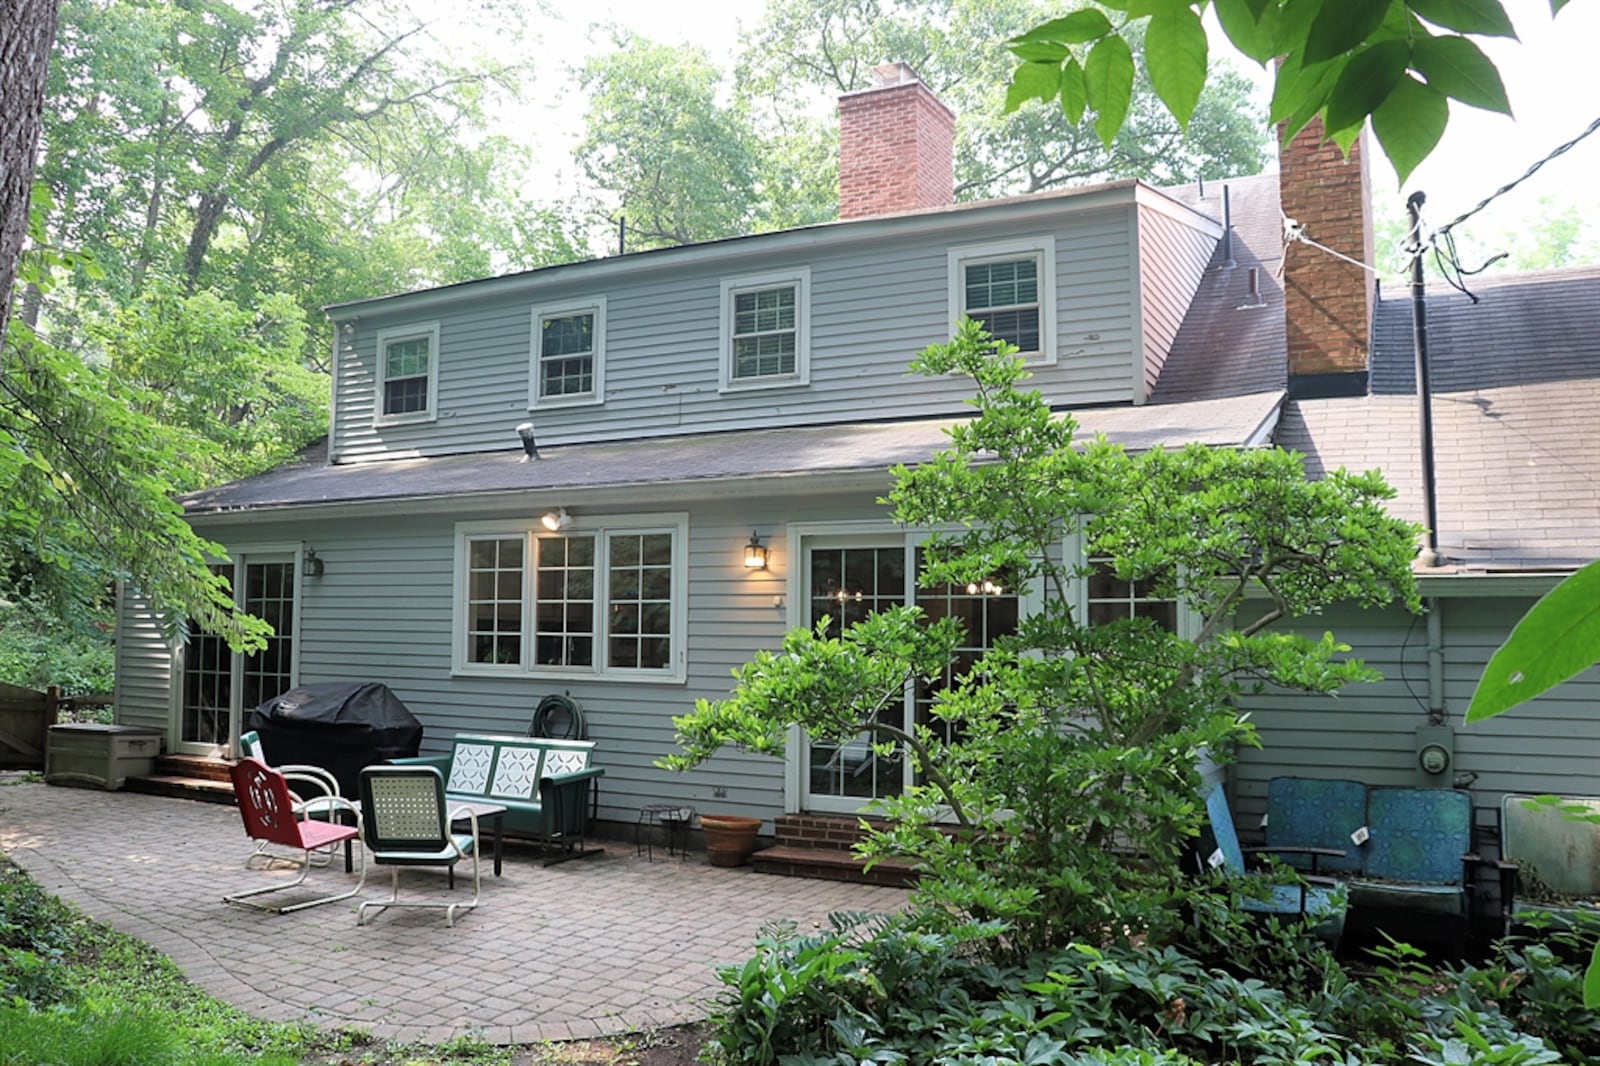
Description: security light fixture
xmin=303 ymin=547 xmax=325 ymax=577
xmin=541 ymin=507 xmax=571 ymax=532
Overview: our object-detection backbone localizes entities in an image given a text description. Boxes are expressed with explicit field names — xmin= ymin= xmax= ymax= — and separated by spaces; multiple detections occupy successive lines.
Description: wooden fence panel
xmin=0 ymin=681 xmax=50 ymax=769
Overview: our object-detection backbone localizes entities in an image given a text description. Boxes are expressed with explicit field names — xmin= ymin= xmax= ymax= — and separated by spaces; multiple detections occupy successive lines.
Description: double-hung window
xmin=530 ymin=297 xmax=605 ymax=408
xmin=456 ymin=514 xmax=686 ymax=681
xmin=374 ymin=322 xmax=440 ymax=425
xmin=720 ymin=268 xmax=810 ymax=390
xmin=948 ymin=237 xmax=1056 ymax=363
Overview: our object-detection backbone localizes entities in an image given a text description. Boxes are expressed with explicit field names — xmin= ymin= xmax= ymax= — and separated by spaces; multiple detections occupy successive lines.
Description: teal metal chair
xmin=1264 ymin=776 xmax=1368 ymax=875
xmin=1201 ymin=782 xmax=1347 ymax=946
xmin=1349 ymin=786 xmax=1474 ymax=954
xmin=357 ymin=765 xmax=481 ymax=927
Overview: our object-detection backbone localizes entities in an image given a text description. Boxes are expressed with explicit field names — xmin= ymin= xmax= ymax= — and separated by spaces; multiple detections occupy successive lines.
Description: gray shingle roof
xmin=182 ymin=393 xmax=1284 ymax=515
xmin=1150 ymin=173 xmax=1288 ymax=403
xmin=1283 ymin=264 xmax=1600 ymax=571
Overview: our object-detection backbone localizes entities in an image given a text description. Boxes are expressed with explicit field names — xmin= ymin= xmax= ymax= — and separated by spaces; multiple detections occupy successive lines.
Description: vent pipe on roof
xmin=1221 ymin=185 xmax=1236 ymax=270
xmin=1406 ymin=191 xmax=1442 ymax=567
xmin=1237 ymin=267 xmax=1264 ymax=310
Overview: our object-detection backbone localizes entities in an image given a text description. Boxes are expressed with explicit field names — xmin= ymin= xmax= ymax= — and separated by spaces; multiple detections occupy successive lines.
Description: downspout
xmin=1427 ymin=599 xmax=1446 ymax=724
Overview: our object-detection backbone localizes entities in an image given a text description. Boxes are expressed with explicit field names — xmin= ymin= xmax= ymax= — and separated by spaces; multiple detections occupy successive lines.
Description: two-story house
xmin=113 ymin=64 xmax=1600 ymax=847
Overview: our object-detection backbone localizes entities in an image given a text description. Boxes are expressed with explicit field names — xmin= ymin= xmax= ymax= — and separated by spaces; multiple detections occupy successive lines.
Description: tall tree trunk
xmin=0 ymin=0 xmax=60 ymax=351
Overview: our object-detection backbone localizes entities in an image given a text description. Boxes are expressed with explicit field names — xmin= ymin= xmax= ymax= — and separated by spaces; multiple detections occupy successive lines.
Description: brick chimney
xmin=1279 ymin=119 xmax=1375 ymax=398
xmin=837 ymin=62 xmax=955 ymax=221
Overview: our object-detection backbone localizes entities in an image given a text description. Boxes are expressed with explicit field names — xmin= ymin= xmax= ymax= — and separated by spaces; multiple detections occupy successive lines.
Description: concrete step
xmin=750 ymin=844 xmax=918 ymax=888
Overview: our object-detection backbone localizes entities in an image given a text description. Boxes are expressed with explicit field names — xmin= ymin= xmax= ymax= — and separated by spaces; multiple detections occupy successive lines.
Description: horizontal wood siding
xmin=1233 ymin=598 xmax=1600 ymax=828
xmin=1137 ymin=205 xmax=1217 ymax=397
xmin=331 ymin=206 xmax=1140 ymax=463
xmin=192 ymin=487 xmax=895 ymax=825
xmin=113 ymin=585 xmax=173 ymax=737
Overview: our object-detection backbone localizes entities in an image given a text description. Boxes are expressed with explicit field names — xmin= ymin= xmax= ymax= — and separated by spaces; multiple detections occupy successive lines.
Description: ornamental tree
xmin=665 ymin=319 xmax=1421 ymax=956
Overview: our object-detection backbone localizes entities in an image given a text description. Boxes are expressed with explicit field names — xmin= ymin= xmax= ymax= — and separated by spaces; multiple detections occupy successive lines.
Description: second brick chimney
xmin=1279 ymin=118 xmax=1376 ymax=398
xmin=838 ymin=62 xmax=955 ymax=221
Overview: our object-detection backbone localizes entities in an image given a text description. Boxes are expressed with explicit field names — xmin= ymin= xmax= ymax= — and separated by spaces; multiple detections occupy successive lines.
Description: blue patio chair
xmin=1200 ymin=782 xmax=1347 ymax=946
xmin=1349 ymin=786 xmax=1473 ymax=953
xmin=1264 ymin=776 xmax=1367 ymax=875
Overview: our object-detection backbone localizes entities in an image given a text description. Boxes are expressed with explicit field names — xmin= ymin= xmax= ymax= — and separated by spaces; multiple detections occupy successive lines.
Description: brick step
xmin=151 ymin=753 xmax=234 ymax=784
xmin=773 ymin=813 xmax=887 ymax=850
xmin=751 ymin=844 xmax=918 ymax=888
xmin=124 ymin=774 xmax=237 ymax=805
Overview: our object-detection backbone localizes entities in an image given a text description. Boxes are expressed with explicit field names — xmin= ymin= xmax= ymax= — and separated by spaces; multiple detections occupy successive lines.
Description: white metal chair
xmin=357 ymin=764 xmax=481 ymax=927
xmin=238 ymin=729 xmax=346 ymax=869
xmin=224 ymin=757 xmax=366 ymax=913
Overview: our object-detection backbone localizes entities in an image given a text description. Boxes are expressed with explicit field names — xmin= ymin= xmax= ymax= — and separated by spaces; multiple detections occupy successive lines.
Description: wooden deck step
xmin=750 ymin=844 xmax=918 ymax=888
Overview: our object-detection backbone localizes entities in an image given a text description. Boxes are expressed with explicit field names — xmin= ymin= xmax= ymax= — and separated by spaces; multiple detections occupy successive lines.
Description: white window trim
xmin=719 ymin=267 xmax=811 ymax=392
xmin=947 ymin=236 xmax=1057 ymax=365
xmin=528 ymin=296 xmax=607 ymax=410
xmin=1061 ymin=526 xmax=1198 ymax=641
xmin=373 ymin=321 xmax=441 ymax=427
xmin=452 ymin=513 xmax=688 ymax=683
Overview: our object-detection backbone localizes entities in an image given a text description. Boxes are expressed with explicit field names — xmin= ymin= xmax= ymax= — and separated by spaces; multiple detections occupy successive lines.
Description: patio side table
xmin=637 ymin=803 xmax=694 ymax=861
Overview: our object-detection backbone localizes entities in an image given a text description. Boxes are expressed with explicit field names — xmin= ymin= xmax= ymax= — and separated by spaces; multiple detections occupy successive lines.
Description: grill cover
xmin=246 ymin=681 xmax=423 ymax=796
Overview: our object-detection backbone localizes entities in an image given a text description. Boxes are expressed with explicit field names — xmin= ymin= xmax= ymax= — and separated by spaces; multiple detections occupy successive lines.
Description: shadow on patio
xmin=0 ymin=777 xmax=907 ymax=1045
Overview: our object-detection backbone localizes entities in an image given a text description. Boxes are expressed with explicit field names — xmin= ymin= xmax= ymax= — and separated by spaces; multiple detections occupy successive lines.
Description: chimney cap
xmin=871 ymin=61 xmax=923 ymax=88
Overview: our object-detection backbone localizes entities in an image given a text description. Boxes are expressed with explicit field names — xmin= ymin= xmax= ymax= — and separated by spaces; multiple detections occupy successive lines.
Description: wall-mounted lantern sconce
xmin=304 ymin=547 xmax=326 ymax=578
xmin=516 ymin=421 xmax=540 ymax=461
xmin=743 ymin=531 xmax=769 ymax=570
xmin=541 ymin=507 xmax=571 ymax=532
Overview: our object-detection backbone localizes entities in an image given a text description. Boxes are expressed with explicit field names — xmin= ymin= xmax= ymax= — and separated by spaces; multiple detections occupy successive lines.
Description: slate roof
xmin=182 ymin=392 xmax=1284 ymax=515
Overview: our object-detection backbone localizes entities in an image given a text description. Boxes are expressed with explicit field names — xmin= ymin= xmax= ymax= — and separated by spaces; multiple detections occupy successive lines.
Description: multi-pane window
xmin=375 ymin=323 xmax=439 ymax=423
xmin=534 ymin=535 xmax=594 ymax=667
xmin=1085 ymin=556 xmax=1179 ymax=632
xmin=466 ymin=537 xmax=525 ymax=665
xmin=964 ymin=257 xmax=1041 ymax=355
xmin=949 ymin=238 xmax=1054 ymax=363
xmin=532 ymin=299 xmax=604 ymax=406
xmin=721 ymin=269 xmax=809 ymax=388
xmin=732 ymin=286 xmax=797 ymax=380
xmin=457 ymin=519 xmax=682 ymax=679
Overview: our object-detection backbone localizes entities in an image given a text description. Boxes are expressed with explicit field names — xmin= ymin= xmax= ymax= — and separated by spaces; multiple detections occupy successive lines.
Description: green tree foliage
xmin=1007 ymin=0 xmax=1581 ymax=185
xmin=576 ymin=34 xmax=761 ymax=249
xmin=665 ymin=321 xmax=1421 ymax=955
xmin=738 ymin=0 xmax=1270 ymax=204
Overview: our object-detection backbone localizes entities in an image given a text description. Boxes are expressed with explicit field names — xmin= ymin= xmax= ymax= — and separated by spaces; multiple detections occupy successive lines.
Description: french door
xmin=177 ymin=551 xmax=299 ymax=755
xmin=797 ymin=532 xmax=1022 ymax=813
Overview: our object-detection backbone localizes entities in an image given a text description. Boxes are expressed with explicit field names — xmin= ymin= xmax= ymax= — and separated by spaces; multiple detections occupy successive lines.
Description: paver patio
xmin=0 ymin=778 xmax=907 ymax=1044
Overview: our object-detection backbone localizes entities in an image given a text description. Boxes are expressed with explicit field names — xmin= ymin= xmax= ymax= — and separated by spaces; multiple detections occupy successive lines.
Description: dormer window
xmin=530 ymin=297 xmax=606 ymax=409
xmin=720 ymin=267 xmax=810 ymax=391
xmin=374 ymin=322 xmax=440 ymax=426
xmin=948 ymin=237 xmax=1056 ymax=364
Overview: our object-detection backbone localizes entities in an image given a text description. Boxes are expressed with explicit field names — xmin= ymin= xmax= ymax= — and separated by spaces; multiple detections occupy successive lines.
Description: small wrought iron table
xmin=637 ymin=803 xmax=694 ymax=860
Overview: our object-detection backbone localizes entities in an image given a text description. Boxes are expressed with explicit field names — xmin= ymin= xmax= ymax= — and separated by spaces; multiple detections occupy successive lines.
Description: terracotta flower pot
xmin=700 ymin=814 xmax=762 ymax=867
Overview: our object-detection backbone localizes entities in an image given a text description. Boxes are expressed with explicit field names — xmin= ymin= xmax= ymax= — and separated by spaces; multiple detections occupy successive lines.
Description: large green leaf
xmin=1010 ymin=41 xmax=1070 ymax=63
xmin=1215 ymin=0 xmax=1284 ymax=63
xmin=1006 ymin=61 xmax=1066 ymax=114
xmin=1588 ymin=939 xmax=1600 ymax=1008
xmin=1084 ymin=35 xmax=1135 ymax=147
xmin=1304 ymin=0 xmax=1396 ymax=63
xmin=1406 ymin=0 xmax=1517 ymax=37
xmin=1010 ymin=9 xmax=1114 ymax=46
xmin=1324 ymin=39 xmax=1410 ymax=133
xmin=1553 ymin=0 xmax=1573 ymax=12
xmin=1412 ymin=34 xmax=1512 ymax=113
xmin=1145 ymin=8 xmax=1208 ymax=127
xmin=1466 ymin=560 xmax=1600 ymax=722
xmin=1371 ymin=75 xmax=1448 ymax=182
xmin=1060 ymin=57 xmax=1088 ymax=125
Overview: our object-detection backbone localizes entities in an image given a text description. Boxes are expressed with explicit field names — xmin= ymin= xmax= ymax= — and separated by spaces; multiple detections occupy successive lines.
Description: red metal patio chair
xmin=224 ymin=757 xmax=366 ymax=914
